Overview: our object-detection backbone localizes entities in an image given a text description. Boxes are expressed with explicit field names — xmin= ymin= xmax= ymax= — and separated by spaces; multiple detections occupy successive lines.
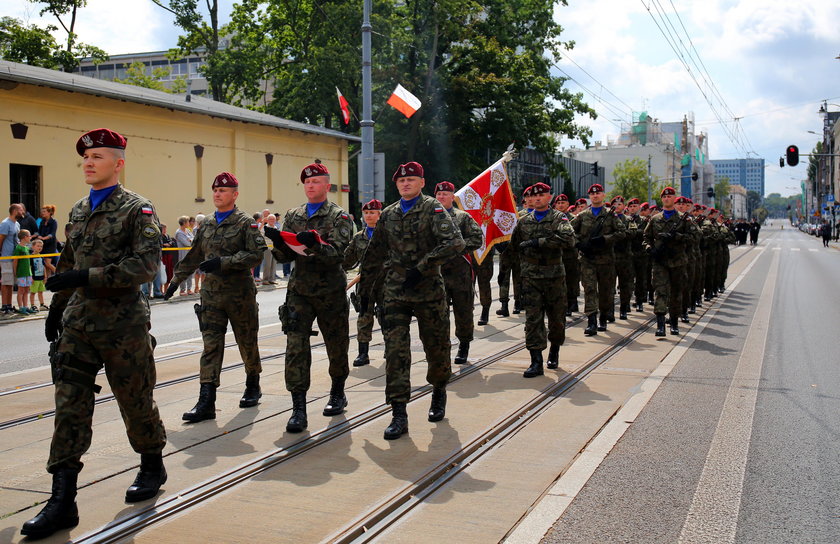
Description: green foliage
xmin=609 ymin=158 xmax=660 ymax=202
xmin=746 ymin=190 xmax=762 ymax=219
xmin=0 ymin=16 xmax=60 ymax=68
xmin=714 ymin=177 xmax=730 ymax=212
xmin=29 ymin=0 xmax=107 ymax=71
xmin=114 ymin=61 xmax=188 ymax=94
xmin=753 ymin=207 xmax=768 ymax=223
xmin=762 ymin=192 xmax=801 ymax=218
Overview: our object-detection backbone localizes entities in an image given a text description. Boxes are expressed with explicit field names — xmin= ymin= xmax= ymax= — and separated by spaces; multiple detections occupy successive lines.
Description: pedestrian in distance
xmin=263 ymin=161 xmax=354 ymax=433
xmin=0 ymin=203 xmax=23 ymax=314
xmin=165 ymin=172 xmax=267 ymax=422
xmin=22 ymin=129 xmax=168 ymax=539
xmin=13 ymin=229 xmax=33 ymax=314
xmin=358 ymin=161 xmax=465 ymax=440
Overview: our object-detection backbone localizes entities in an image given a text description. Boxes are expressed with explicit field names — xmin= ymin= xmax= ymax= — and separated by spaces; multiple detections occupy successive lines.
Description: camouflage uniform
xmin=701 ymin=218 xmax=720 ymax=299
xmin=496 ymin=242 xmax=522 ymax=308
xmin=473 ymin=246 xmax=495 ymax=310
xmin=359 ymin=195 xmax=464 ymax=404
xmin=643 ymin=210 xmax=690 ymax=317
xmin=682 ymin=216 xmax=702 ymax=315
xmin=613 ymin=213 xmax=635 ymax=314
xmin=48 ymin=184 xmax=166 ymax=473
xmin=511 ymin=210 xmax=576 ymax=350
xmin=171 ymin=207 xmax=266 ymax=387
xmin=343 ymin=228 xmax=384 ymax=343
xmin=561 ymin=234 xmax=580 ymax=312
xmin=571 ymin=207 xmax=626 ymax=316
xmin=718 ymin=223 xmax=736 ymax=289
xmin=273 ymin=201 xmax=354 ymax=393
xmin=441 ymin=207 xmax=483 ymax=343
xmin=627 ymin=213 xmax=648 ymax=308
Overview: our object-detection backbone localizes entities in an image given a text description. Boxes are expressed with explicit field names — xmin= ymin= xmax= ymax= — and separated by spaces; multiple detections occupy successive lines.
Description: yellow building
xmin=0 ymin=60 xmax=359 ymax=230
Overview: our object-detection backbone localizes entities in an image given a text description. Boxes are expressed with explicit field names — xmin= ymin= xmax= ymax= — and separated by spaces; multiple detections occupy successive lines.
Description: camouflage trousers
xmin=196 ymin=288 xmax=262 ymax=387
xmin=284 ymin=291 xmax=350 ymax=393
xmin=681 ymin=257 xmax=695 ymax=313
xmin=614 ymin=254 xmax=635 ymax=306
xmin=563 ymin=249 xmax=580 ymax=306
xmin=49 ymin=325 xmax=166 ymax=473
xmin=704 ymin=251 xmax=719 ymax=296
xmin=497 ymin=251 xmax=521 ymax=304
xmin=382 ymin=297 xmax=452 ymax=404
xmin=522 ymin=275 xmax=567 ymax=350
xmin=580 ymin=258 xmax=616 ymax=315
xmin=693 ymin=255 xmax=705 ymax=302
xmin=444 ymin=262 xmax=475 ymax=343
xmin=474 ymin=256 xmax=494 ymax=308
xmin=719 ymin=247 xmax=730 ymax=287
xmin=357 ymin=286 xmax=384 ymax=343
xmin=652 ymin=262 xmax=686 ymax=316
xmin=632 ymin=255 xmax=649 ymax=304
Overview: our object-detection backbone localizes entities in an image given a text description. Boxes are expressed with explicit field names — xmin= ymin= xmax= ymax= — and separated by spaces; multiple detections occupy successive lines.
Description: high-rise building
xmin=710 ymin=158 xmax=765 ymax=196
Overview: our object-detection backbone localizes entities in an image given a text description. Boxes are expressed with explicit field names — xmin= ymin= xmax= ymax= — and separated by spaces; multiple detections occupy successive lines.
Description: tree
xmin=714 ymin=177 xmax=730 ymax=214
xmin=29 ymin=0 xmax=107 ymax=71
xmin=609 ymin=158 xmax=660 ymax=202
xmin=0 ymin=16 xmax=60 ymax=68
xmin=746 ymin=190 xmax=762 ymax=219
xmin=114 ymin=61 xmax=188 ymax=94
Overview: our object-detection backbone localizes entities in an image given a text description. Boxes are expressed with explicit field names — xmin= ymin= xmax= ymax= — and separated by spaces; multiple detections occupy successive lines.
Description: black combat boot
xmin=182 ymin=383 xmax=216 ymax=422
xmin=477 ymin=306 xmax=490 ymax=325
xmin=286 ymin=391 xmax=308 ymax=433
xmin=125 ymin=453 xmax=167 ymax=503
xmin=546 ymin=344 xmax=560 ymax=370
xmin=619 ymin=303 xmax=629 ymax=320
xmin=606 ymin=310 xmax=615 ymax=323
xmin=323 ymin=379 xmax=348 ymax=416
xmin=565 ymin=302 xmax=573 ymax=317
xmin=496 ymin=301 xmax=510 ymax=317
xmin=598 ymin=314 xmax=608 ymax=331
xmin=688 ymin=301 xmax=696 ymax=314
xmin=584 ymin=313 xmax=598 ymax=336
xmin=21 ymin=469 xmax=79 ymax=539
xmin=523 ymin=350 xmax=544 ymax=378
xmin=696 ymin=297 xmax=703 ymax=308
xmin=655 ymin=313 xmax=666 ymax=337
xmin=239 ymin=373 xmax=261 ymax=408
xmin=384 ymin=402 xmax=409 ymax=439
xmin=428 ymin=388 xmax=447 ymax=422
xmin=669 ymin=315 xmax=680 ymax=335
xmin=353 ymin=342 xmax=370 ymax=367
xmin=681 ymin=311 xmax=690 ymax=324
xmin=635 ymin=297 xmax=644 ymax=312
xmin=512 ymin=299 xmax=522 ymax=314
xmin=454 ymin=342 xmax=470 ymax=365
xmin=570 ymin=299 xmax=579 ymax=313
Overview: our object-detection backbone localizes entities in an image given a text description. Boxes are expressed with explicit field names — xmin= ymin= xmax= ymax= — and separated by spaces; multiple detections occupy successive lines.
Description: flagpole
xmin=360 ymin=0 xmax=375 ymax=203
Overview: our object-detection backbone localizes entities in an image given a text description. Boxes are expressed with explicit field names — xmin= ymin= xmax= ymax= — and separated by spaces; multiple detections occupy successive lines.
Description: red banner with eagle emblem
xmin=454 ymin=154 xmax=518 ymax=265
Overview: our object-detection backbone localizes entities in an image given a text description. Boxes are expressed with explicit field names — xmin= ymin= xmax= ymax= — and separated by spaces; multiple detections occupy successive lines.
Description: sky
xmin=3 ymin=0 xmax=839 ymax=197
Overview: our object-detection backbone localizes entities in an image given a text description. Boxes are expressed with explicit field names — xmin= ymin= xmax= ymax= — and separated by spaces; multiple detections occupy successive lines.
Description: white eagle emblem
xmin=401 ymin=167 xmax=406 ymax=175
xmin=82 ymin=135 xmax=93 ymax=147
xmin=305 ymin=168 xmax=311 ymax=176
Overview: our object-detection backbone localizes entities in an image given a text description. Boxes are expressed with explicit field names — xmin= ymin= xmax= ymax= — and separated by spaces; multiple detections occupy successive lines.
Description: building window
xmin=10 ymin=164 xmax=40 ymax=214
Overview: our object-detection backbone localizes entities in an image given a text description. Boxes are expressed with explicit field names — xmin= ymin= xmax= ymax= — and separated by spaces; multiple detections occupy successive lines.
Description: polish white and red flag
xmin=454 ymin=150 xmax=518 ymax=265
xmin=280 ymin=230 xmax=327 ymax=256
xmin=336 ymin=87 xmax=351 ymax=125
xmin=386 ymin=84 xmax=422 ymax=118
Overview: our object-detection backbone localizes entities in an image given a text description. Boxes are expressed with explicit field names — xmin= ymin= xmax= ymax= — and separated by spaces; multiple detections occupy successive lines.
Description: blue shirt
xmin=663 ymin=209 xmax=676 ymax=220
xmin=306 ymin=201 xmax=325 ymax=218
xmin=365 ymin=226 xmax=375 ymax=239
xmin=533 ymin=209 xmax=549 ymax=222
xmin=215 ymin=209 xmax=234 ymax=224
xmin=0 ymin=217 xmax=19 ymax=257
xmin=89 ymin=185 xmax=118 ymax=211
xmin=591 ymin=206 xmax=603 ymax=217
xmin=400 ymin=195 xmax=421 ymax=213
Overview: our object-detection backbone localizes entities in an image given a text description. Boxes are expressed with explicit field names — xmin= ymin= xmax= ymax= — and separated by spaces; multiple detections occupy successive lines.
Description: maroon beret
xmin=531 ymin=182 xmax=551 ymax=195
xmin=434 ymin=181 xmax=455 ymax=194
xmin=708 ymin=207 xmax=718 ymax=214
xmin=660 ymin=186 xmax=677 ymax=196
xmin=640 ymin=202 xmax=650 ymax=210
xmin=557 ymin=193 xmax=569 ymax=202
xmin=76 ymin=128 xmax=127 ymax=156
xmin=610 ymin=195 xmax=624 ymax=204
xmin=675 ymin=196 xmax=689 ymax=204
xmin=392 ymin=161 xmax=424 ymax=181
xmin=362 ymin=199 xmax=383 ymax=211
xmin=575 ymin=198 xmax=588 ymax=206
xmin=212 ymin=171 xmax=239 ymax=189
xmin=693 ymin=204 xmax=703 ymax=211
xmin=568 ymin=205 xmax=577 ymax=213
xmin=300 ymin=162 xmax=330 ymax=182
xmin=627 ymin=198 xmax=640 ymax=205
xmin=522 ymin=185 xmax=534 ymax=197
xmin=588 ymin=183 xmax=604 ymax=194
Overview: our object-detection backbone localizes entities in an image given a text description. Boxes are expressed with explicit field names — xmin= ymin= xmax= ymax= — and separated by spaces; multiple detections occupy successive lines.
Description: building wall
xmin=711 ymin=158 xmax=765 ymax=196
xmin=1 ymin=83 xmax=350 ymax=229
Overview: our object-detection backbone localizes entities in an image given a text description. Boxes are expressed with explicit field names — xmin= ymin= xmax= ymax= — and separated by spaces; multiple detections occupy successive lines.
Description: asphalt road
xmin=542 ymin=226 xmax=840 ymax=543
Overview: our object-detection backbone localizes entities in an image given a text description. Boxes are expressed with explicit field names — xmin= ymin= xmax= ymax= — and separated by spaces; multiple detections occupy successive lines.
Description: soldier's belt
xmin=521 ymin=255 xmax=563 ymax=266
xmin=83 ymin=286 xmax=140 ymax=299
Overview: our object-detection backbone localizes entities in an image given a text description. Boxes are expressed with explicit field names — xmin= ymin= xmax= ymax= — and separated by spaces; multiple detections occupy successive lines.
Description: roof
xmin=0 ymin=60 xmax=360 ymax=142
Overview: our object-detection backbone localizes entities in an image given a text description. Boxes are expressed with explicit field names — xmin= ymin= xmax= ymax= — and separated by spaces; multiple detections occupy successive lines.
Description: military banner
xmin=454 ymin=151 xmax=518 ymax=265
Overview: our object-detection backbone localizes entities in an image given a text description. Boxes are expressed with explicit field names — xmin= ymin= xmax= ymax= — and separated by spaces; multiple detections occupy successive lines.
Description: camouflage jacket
xmin=570 ymin=207 xmax=627 ymax=264
xmin=441 ymin=207 xmax=483 ymax=277
xmin=719 ymin=224 xmax=736 ymax=246
xmin=511 ymin=209 xmax=576 ymax=278
xmin=52 ymin=184 xmax=161 ymax=331
xmin=613 ymin=214 xmax=632 ymax=255
xmin=699 ymin=218 xmax=720 ymax=252
xmin=273 ymin=200 xmax=354 ymax=297
xmin=686 ymin=216 xmax=703 ymax=257
xmin=643 ymin=210 xmax=691 ymax=268
xmin=626 ymin=214 xmax=647 ymax=254
xmin=172 ymin=207 xmax=266 ymax=292
xmin=359 ymin=194 xmax=465 ymax=302
xmin=343 ymin=229 xmax=384 ymax=294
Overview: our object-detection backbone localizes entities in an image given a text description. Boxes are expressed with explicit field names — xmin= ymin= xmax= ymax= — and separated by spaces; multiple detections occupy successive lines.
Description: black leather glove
xmin=163 ymin=282 xmax=179 ymax=301
xmin=45 ymin=269 xmax=89 ymax=292
xmin=264 ymin=228 xmax=282 ymax=245
xmin=359 ymin=295 xmax=370 ymax=316
xmin=519 ymin=239 xmax=539 ymax=249
xmin=45 ymin=306 xmax=63 ymax=342
xmin=660 ymin=232 xmax=674 ymax=241
xmin=199 ymin=257 xmax=222 ymax=273
xmin=402 ymin=268 xmax=423 ymax=290
xmin=590 ymin=235 xmax=606 ymax=248
xmin=296 ymin=231 xmax=318 ymax=248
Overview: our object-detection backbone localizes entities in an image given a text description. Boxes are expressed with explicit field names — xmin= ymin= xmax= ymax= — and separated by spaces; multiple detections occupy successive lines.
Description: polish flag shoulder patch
xmin=250 ymin=223 xmax=259 ymax=228
xmin=140 ymin=206 xmax=154 ymax=215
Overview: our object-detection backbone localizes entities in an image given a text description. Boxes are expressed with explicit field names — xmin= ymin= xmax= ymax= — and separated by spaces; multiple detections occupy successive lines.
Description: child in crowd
xmin=13 ymin=229 xmax=32 ymax=314
xmin=29 ymin=239 xmax=53 ymax=310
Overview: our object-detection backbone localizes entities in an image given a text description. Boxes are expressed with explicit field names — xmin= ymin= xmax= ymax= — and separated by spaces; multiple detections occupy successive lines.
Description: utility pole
xmin=647 ymin=154 xmax=652 ymax=204
xmin=359 ymin=0 xmax=374 ymax=203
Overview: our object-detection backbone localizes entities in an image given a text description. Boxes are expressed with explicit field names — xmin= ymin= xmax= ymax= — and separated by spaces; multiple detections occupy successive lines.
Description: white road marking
xmin=809 ymin=248 xmax=818 ymax=252
xmin=772 ymin=247 xmax=781 ymax=251
xmin=790 ymin=248 xmax=800 ymax=251
xmin=678 ymin=251 xmax=780 ymax=543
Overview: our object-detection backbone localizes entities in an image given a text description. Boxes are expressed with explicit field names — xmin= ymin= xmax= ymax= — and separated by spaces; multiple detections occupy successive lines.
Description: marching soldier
xmin=495 ymin=241 xmax=523 ymax=316
xmin=717 ymin=214 xmax=736 ymax=291
xmin=702 ymin=208 xmax=721 ymax=300
xmin=626 ymin=198 xmax=647 ymax=312
xmin=690 ymin=204 xmax=707 ymax=311
xmin=166 ymin=172 xmax=267 ymax=423
xmin=511 ymin=183 xmax=576 ymax=377
xmin=641 ymin=202 xmax=656 ymax=304
xmin=674 ymin=196 xmax=699 ymax=323
xmin=473 ymin=246 xmax=495 ymax=325
xmin=342 ymin=199 xmax=385 ymax=367
xmin=644 ymin=187 xmax=690 ymax=336
xmin=571 ymin=184 xmax=626 ymax=335
xmin=24 ymin=129 xmax=168 ymax=539
xmin=358 ymin=162 xmax=464 ymax=440
xmin=610 ymin=195 xmax=634 ymax=319
xmin=264 ymin=162 xmax=354 ymax=433
xmin=553 ymin=194 xmax=580 ymax=315
xmin=574 ymin=197 xmax=589 ymax=215
xmin=435 ymin=181 xmax=484 ymax=364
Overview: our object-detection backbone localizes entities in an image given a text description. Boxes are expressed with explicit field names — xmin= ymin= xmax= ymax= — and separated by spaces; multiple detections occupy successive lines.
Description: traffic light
xmin=691 ymin=172 xmax=699 ymax=181
xmin=707 ymin=187 xmax=715 ymax=199
xmin=779 ymin=157 xmax=785 ymax=168
xmin=786 ymin=145 xmax=799 ymax=167
xmin=591 ymin=161 xmax=599 ymax=176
